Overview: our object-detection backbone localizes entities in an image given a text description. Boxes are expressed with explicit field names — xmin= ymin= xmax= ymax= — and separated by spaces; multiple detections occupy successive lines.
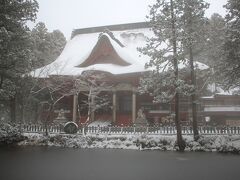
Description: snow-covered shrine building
xmin=34 ymin=22 xmax=240 ymax=126
xmin=34 ymin=22 xmax=152 ymax=126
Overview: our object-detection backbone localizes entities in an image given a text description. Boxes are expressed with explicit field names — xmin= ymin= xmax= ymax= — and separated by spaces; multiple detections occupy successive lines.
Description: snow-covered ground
xmin=18 ymin=132 xmax=240 ymax=154
xmin=2 ymin=122 xmax=240 ymax=153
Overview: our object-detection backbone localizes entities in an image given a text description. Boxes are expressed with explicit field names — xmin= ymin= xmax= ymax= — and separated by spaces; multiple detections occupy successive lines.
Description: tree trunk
xmin=175 ymin=92 xmax=185 ymax=151
xmin=17 ymin=93 xmax=24 ymax=124
xmin=19 ymin=101 xmax=24 ymax=124
xmin=0 ymin=75 xmax=3 ymax=90
xmin=90 ymin=94 xmax=95 ymax=122
xmin=170 ymin=0 xmax=185 ymax=151
xmin=44 ymin=104 xmax=53 ymax=136
xmin=86 ymin=89 xmax=92 ymax=124
xmin=10 ymin=96 xmax=16 ymax=123
xmin=189 ymin=46 xmax=199 ymax=140
xmin=186 ymin=0 xmax=200 ymax=141
xmin=35 ymin=103 xmax=40 ymax=123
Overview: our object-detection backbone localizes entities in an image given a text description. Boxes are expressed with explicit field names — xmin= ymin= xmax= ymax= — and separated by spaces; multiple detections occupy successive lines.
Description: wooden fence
xmin=22 ymin=124 xmax=66 ymax=133
xmin=22 ymin=124 xmax=240 ymax=135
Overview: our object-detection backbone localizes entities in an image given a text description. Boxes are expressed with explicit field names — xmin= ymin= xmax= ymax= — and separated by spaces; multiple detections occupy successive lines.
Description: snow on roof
xmin=204 ymin=106 xmax=240 ymax=112
xmin=216 ymin=87 xmax=233 ymax=96
xmin=206 ymin=84 xmax=240 ymax=96
xmin=201 ymin=96 xmax=215 ymax=99
xmin=32 ymin=27 xmax=209 ymax=77
xmin=33 ymin=29 xmax=150 ymax=77
xmin=215 ymin=87 xmax=240 ymax=96
xmin=33 ymin=33 xmax=99 ymax=77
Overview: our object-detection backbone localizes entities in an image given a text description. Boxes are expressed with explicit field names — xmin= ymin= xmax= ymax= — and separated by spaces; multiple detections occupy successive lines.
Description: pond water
xmin=0 ymin=146 xmax=240 ymax=180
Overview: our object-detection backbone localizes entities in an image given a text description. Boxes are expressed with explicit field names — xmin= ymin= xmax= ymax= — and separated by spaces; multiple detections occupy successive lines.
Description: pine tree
xmin=217 ymin=0 xmax=240 ymax=90
xmin=204 ymin=14 xmax=225 ymax=67
xmin=49 ymin=30 xmax=66 ymax=63
xmin=31 ymin=22 xmax=51 ymax=67
xmin=140 ymin=0 xmax=210 ymax=146
xmin=139 ymin=0 xmax=187 ymax=151
xmin=181 ymin=0 xmax=209 ymax=140
xmin=0 ymin=0 xmax=38 ymax=122
xmin=31 ymin=22 xmax=66 ymax=68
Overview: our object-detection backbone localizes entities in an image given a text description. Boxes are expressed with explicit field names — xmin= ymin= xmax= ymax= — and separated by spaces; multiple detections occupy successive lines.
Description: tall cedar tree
xmin=181 ymin=0 xmax=209 ymax=140
xmin=217 ymin=0 xmax=240 ymax=90
xmin=0 ymin=0 xmax=38 ymax=122
xmin=31 ymin=22 xmax=66 ymax=68
xmin=139 ymin=0 xmax=187 ymax=151
xmin=204 ymin=14 xmax=225 ymax=67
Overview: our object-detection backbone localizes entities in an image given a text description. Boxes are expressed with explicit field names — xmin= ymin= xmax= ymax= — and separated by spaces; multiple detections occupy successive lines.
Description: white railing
xmin=21 ymin=124 xmax=240 ymax=135
xmin=84 ymin=126 xmax=240 ymax=135
xmin=21 ymin=124 xmax=70 ymax=133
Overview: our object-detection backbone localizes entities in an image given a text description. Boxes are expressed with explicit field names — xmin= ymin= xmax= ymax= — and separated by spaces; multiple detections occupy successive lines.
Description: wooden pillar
xmin=90 ymin=95 xmax=95 ymax=121
xmin=72 ymin=94 xmax=78 ymax=123
xmin=112 ymin=91 xmax=117 ymax=123
xmin=132 ymin=91 xmax=136 ymax=123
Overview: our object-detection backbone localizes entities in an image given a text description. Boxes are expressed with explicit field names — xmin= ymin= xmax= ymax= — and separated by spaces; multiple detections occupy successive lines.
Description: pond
xmin=0 ymin=146 xmax=240 ymax=180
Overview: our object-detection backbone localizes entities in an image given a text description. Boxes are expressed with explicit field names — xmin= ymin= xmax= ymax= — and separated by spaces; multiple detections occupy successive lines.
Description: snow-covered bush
xmin=18 ymin=132 xmax=240 ymax=154
xmin=19 ymin=133 xmax=88 ymax=148
xmin=0 ymin=122 xmax=25 ymax=145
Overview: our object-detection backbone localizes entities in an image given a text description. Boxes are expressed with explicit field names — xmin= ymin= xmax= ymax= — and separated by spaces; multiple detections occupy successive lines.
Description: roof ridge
xmin=71 ymin=21 xmax=150 ymax=38
xmin=100 ymin=29 xmax=125 ymax=47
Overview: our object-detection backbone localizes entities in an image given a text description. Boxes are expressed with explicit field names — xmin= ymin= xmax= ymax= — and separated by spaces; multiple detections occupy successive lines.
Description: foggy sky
xmin=29 ymin=0 xmax=228 ymax=39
